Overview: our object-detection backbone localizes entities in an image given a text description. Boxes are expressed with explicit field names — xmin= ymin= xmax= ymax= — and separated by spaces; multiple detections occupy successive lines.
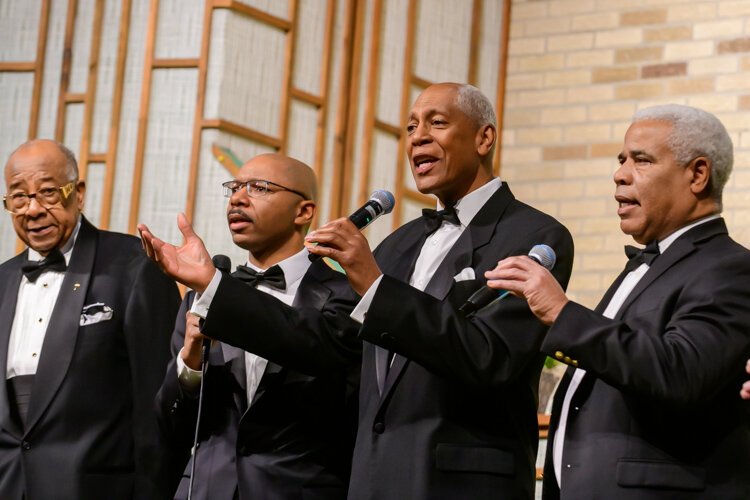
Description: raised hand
xmin=137 ymin=213 xmax=216 ymax=293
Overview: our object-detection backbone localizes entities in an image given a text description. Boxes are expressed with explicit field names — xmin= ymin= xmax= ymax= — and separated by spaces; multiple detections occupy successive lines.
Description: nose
xmin=614 ymin=159 xmax=631 ymax=186
xmin=409 ymin=121 xmax=432 ymax=148
xmin=24 ymin=195 xmax=46 ymax=217
xmin=230 ymin=185 xmax=250 ymax=206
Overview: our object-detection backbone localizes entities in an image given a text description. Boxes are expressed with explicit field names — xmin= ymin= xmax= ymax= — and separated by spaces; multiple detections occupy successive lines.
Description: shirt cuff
xmin=176 ymin=347 xmax=202 ymax=395
xmin=350 ymin=274 xmax=384 ymax=324
xmin=190 ymin=269 xmax=223 ymax=319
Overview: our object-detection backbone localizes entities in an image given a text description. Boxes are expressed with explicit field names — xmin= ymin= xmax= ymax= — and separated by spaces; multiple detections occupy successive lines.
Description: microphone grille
xmin=528 ymin=244 xmax=556 ymax=270
xmin=369 ymin=190 xmax=395 ymax=214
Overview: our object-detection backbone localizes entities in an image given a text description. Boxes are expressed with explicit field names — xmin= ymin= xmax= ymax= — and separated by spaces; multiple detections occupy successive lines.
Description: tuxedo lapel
xmin=0 ymin=254 xmax=26 ymax=438
xmin=26 ymin=219 xmax=97 ymax=434
xmin=374 ymin=224 xmax=426 ymax=395
xmin=423 ymin=183 xmax=512 ymax=301
xmin=381 ymin=184 xmax=514 ymax=402
xmin=614 ymin=219 xmax=725 ymax=320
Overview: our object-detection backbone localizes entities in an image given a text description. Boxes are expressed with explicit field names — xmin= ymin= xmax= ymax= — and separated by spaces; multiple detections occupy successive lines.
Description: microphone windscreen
xmin=212 ymin=254 xmax=232 ymax=273
xmin=528 ymin=244 xmax=556 ymax=270
xmin=370 ymin=190 xmax=395 ymax=214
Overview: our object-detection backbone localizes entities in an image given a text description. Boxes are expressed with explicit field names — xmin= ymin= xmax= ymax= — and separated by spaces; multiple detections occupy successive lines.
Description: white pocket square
xmin=453 ymin=267 xmax=475 ymax=282
xmin=80 ymin=302 xmax=113 ymax=326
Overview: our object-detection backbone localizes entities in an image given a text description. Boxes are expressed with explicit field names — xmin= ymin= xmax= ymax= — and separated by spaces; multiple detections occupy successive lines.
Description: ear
xmin=476 ymin=124 xmax=496 ymax=157
xmin=294 ymin=199 xmax=316 ymax=229
xmin=75 ymin=180 xmax=86 ymax=211
xmin=687 ymin=156 xmax=711 ymax=196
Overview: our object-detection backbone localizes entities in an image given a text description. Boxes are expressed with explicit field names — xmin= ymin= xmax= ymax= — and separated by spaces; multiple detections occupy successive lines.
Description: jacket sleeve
xmin=201 ymin=265 xmax=361 ymax=377
xmin=542 ymin=250 xmax=750 ymax=406
xmin=359 ymin=221 xmax=574 ymax=388
xmin=124 ymin=255 xmax=181 ymax=499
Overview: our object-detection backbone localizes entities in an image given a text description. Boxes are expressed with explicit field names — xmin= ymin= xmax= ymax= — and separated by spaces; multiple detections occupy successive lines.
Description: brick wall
xmin=503 ymin=0 xmax=750 ymax=307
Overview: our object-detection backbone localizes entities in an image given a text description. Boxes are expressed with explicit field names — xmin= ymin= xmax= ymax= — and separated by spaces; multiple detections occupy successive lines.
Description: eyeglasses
xmin=222 ymin=179 xmax=309 ymax=200
xmin=3 ymin=182 xmax=76 ymax=215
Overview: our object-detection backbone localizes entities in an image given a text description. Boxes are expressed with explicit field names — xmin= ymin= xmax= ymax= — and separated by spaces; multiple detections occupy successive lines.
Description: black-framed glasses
xmin=222 ymin=179 xmax=309 ymax=200
xmin=3 ymin=182 xmax=76 ymax=215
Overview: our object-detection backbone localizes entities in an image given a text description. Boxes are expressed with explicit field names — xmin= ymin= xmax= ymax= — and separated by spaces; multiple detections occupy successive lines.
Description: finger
xmin=306 ymin=243 xmax=339 ymax=260
xmin=305 ymin=231 xmax=345 ymax=249
xmin=746 ymin=359 xmax=750 ymax=375
xmin=177 ymin=212 xmax=200 ymax=242
xmin=485 ymin=278 xmax=525 ymax=294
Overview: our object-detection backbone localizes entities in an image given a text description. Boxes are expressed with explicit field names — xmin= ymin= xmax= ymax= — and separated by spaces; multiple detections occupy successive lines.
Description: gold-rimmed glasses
xmin=3 ymin=182 xmax=76 ymax=215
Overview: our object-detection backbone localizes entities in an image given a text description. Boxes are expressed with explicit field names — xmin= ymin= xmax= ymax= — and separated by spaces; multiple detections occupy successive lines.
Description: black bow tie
xmin=22 ymin=249 xmax=67 ymax=283
xmin=232 ymin=264 xmax=286 ymax=290
xmin=624 ymin=241 xmax=660 ymax=273
xmin=422 ymin=206 xmax=460 ymax=235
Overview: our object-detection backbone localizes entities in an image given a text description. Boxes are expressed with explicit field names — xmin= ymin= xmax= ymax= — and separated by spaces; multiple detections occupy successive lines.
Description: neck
xmin=438 ymin=169 xmax=494 ymax=206
xmin=247 ymin=234 xmax=304 ymax=269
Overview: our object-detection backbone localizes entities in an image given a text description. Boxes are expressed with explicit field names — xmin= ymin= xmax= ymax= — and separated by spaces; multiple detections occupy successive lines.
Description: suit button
xmin=554 ymin=351 xmax=564 ymax=360
xmin=21 ymin=441 xmax=30 ymax=450
xmin=571 ymin=359 xmax=578 ymax=367
xmin=563 ymin=356 xmax=571 ymax=364
xmin=373 ymin=422 xmax=385 ymax=434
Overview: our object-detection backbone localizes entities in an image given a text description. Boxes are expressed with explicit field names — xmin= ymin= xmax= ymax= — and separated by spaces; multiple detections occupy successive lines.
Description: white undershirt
xmin=7 ymin=218 xmax=81 ymax=378
xmin=552 ymin=214 xmax=720 ymax=486
xmin=178 ymin=248 xmax=310 ymax=404
xmin=350 ymin=177 xmax=502 ymax=322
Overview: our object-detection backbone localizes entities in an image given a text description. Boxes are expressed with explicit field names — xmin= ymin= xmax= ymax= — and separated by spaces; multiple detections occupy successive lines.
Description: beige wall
xmin=503 ymin=0 xmax=750 ymax=307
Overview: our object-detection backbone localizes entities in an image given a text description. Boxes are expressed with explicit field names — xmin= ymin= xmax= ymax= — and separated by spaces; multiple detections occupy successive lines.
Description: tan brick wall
xmin=503 ymin=0 xmax=750 ymax=307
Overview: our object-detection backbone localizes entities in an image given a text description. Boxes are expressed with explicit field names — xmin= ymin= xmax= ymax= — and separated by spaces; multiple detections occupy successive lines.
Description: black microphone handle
xmin=459 ymin=251 xmax=550 ymax=316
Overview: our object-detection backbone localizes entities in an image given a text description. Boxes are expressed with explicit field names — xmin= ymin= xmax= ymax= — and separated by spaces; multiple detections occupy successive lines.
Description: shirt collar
xmin=27 ymin=215 xmax=82 ymax=265
xmin=244 ymin=247 xmax=311 ymax=289
xmin=436 ymin=177 xmax=502 ymax=227
xmin=657 ymin=213 xmax=721 ymax=254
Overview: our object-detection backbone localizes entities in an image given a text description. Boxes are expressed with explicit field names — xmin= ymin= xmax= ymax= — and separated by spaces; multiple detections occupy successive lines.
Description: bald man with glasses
xmin=150 ymin=153 xmax=361 ymax=500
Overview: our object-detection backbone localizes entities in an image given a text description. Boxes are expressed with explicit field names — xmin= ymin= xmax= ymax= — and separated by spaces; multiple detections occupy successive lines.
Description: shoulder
xmin=0 ymin=251 xmax=26 ymax=272
xmin=94 ymin=228 xmax=149 ymax=263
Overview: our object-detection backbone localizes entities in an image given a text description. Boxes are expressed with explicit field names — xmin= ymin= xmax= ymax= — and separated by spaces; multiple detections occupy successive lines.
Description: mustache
xmin=227 ymin=208 xmax=252 ymax=222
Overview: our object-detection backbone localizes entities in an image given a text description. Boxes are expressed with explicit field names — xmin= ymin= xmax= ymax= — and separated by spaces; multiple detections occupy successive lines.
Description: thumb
xmin=177 ymin=212 xmax=199 ymax=242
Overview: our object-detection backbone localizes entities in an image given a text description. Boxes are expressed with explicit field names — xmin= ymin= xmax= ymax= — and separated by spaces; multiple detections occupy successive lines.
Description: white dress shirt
xmin=178 ymin=248 xmax=311 ymax=404
xmin=552 ymin=214 xmax=720 ymax=486
xmin=350 ymin=177 xmax=502 ymax=323
xmin=7 ymin=218 xmax=82 ymax=378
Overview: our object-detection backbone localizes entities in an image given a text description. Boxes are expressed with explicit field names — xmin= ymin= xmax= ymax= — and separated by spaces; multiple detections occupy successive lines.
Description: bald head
xmin=247 ymin=153 xmax=317 ymax=202
xmin=6 ymin=139 xmax=78 ymax=183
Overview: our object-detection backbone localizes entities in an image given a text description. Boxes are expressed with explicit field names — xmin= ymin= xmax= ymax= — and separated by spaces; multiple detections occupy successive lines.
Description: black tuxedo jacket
xmin=542 ymin=218 xmax=750 ymax=499
xmin=0 ymin=217 xmax=180 ymax=500
xmin=348 ymin=183 xmax=574 ymax=500
xmin=156 ymin=258 xmax=361 ymax=500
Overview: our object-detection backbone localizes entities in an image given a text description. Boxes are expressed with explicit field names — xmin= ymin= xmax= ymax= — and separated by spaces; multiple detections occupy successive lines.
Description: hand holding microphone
xmin=305 ymin=190 xmax=395 ymax=296
xmin=480 ymin=244 xmax=569 ymax=325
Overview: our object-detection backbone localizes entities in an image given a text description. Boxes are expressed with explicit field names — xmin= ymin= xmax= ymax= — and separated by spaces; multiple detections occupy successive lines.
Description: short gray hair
xmin=455 ymin=84 xmax=497 ymax=129
xmin=632 ymin=104 xmax=733 ymax=205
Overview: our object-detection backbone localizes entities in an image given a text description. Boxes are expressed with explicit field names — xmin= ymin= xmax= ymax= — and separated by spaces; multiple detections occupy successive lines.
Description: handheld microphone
xmin=204 ymin=255 xmax=231 ymax=361
xmin=309 ymin=190 xmax=395 ymax=261
xmin=349 ymin=189 xmax=396 ymax=230
xmin=459 ymin=244 xmax=556 ymax=316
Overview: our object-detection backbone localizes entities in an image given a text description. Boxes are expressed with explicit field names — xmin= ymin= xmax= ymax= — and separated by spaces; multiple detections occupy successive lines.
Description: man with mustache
xmin=486 ymin=104 xmax=750 ymax=498
xmin=152 ymin=153 xmax=360 ymax=500
xmin=142 ymin=83 xmax=574 ymax=499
